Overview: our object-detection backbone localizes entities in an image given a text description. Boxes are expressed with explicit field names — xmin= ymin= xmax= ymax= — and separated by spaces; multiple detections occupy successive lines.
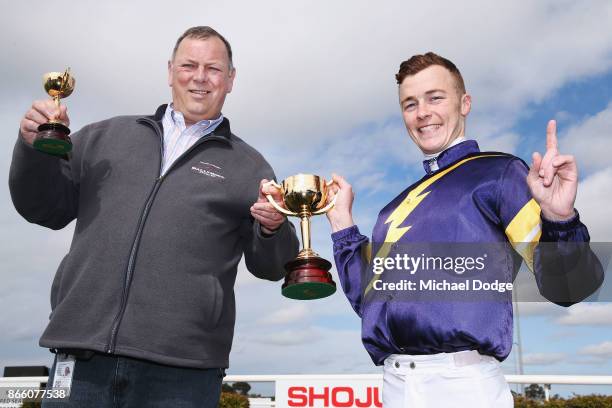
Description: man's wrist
xmin=331 ymin=217 xmax=355 ymax=233
xmin=260 ymin=222 xmax=282 ymax=237
xmin=540 ymin=207 xmax=576 ymax=223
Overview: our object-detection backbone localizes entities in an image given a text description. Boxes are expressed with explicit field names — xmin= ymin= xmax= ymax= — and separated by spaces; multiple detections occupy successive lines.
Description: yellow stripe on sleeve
xmin=504 ymin=198 xmax=542 ymax=272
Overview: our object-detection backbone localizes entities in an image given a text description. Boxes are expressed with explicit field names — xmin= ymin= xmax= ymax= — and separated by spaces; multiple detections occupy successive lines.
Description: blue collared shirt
xmin=160 ymin=104 xmax=224 ymax=175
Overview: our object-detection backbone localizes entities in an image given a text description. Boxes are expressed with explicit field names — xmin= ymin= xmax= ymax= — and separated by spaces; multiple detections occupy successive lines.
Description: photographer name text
xmin=373 ymin=279 xmax=513 ymax=293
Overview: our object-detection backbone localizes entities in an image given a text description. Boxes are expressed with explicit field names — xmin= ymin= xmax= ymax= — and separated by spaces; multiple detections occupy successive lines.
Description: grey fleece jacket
xmin=9 ymin=105 xmax=299 ymax=369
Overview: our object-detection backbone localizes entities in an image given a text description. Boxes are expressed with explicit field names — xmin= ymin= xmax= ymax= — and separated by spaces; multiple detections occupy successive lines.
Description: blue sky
xmin=1 ymin=0 xmax=611 ymax=399
xmin=514 ymin=71 xmax=612 ymax=164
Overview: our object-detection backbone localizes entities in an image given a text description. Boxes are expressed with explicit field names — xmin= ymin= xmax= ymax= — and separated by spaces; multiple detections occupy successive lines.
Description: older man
xmin=10 ymin=26 xmax=298 ymax=407
xmin=326 ymin=53 xmax=603 ymax=407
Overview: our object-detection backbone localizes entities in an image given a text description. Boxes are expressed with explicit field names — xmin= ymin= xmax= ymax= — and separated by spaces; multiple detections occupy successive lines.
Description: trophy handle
xmin=263 ymin=180 xmax=297 ymax=217
xmin=312 ymin=178 xmax=338 ymax=215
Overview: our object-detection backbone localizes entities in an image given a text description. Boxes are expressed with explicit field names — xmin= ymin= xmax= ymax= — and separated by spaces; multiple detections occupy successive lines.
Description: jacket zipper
xmin=105 ymin=117 xmax=230 ymax=354
xmin=106 ymin=178 xmax=161 ymax=353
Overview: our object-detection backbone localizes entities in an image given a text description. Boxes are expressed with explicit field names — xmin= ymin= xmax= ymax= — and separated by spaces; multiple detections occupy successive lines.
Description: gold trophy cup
xmin=34 ymin=68 xmax=75 ymax=156
xmin=264 ymin=174 xmax=337 ymax=300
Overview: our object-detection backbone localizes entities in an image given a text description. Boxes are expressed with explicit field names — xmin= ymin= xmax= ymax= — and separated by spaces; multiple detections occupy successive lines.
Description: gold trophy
xmin=264 ymin=174 xmax=337 ymax=300
xmin=34 ymin=68 xmax=75 ymax=156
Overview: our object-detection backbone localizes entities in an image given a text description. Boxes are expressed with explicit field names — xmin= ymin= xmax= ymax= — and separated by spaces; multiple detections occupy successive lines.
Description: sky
xmin=1 ymin=0 xmax=611 ymax=398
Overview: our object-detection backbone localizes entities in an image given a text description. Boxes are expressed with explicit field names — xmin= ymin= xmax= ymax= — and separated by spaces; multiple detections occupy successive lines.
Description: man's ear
xmin=227 ymin=67 xmax=236 ymax=93
xmin=461 ymin=93 xmax=472 ymax=116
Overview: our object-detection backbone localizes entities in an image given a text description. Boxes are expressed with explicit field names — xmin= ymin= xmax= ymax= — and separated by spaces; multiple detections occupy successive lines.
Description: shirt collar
xmin=422 ymin=139 xmax=480 ymax=175
xmin=165 ymin=103 xmax=224 ymax=131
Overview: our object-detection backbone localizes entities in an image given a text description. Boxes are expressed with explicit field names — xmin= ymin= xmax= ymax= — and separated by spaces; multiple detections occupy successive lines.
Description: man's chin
xmin=185 ymin=107 xmax=215 ymax=121
xmin=418 ymin=140 xmax=445 ymax=155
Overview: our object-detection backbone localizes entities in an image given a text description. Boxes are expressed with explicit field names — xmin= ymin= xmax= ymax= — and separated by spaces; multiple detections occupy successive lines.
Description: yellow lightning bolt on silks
xmin=364 ymin=154 xmax=503 ymax=295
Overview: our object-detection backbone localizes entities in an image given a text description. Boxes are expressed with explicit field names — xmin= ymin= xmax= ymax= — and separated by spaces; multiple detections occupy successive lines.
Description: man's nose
xmin=193 ymin=66 xmax=208 ymax=82
xmin=416 ymin=103 xmax=431 ymax=119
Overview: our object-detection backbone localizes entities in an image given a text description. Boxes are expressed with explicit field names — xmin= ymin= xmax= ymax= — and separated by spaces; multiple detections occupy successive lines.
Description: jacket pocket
xmin=197 ymin=275 xmax=224 ymax=330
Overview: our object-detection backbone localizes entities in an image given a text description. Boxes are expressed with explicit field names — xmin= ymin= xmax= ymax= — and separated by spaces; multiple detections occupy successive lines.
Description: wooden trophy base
xmin=34 ymin=122 xmax=72 ymax=156
xmin=282 ymin=256 xmax=336 ymax=300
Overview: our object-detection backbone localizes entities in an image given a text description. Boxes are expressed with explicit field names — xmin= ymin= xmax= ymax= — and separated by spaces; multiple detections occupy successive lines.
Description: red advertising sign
xmin=276 ymin=378 xmax=383 ymax=408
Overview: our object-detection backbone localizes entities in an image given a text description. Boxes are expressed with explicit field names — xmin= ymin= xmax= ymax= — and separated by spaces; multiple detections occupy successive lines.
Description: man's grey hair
xmin=172 ymin=26 xmax=234 ymax=70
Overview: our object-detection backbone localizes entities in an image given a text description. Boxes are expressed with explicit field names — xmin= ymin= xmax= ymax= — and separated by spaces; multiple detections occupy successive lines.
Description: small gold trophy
xmin=34 ymin=68 xmax=75 ymax=155
xmin=264 ymin=174 xmax=337 ymax=300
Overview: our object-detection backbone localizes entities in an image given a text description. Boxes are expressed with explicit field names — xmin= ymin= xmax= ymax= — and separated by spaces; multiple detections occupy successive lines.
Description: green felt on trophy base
xmin=282 ymin=281 xmax=336 ymax=300
xmin=33 ymin=138 xmax=72 ymax=156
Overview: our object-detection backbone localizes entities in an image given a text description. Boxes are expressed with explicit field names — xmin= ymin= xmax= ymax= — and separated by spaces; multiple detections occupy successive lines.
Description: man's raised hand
xmin=527 ymin=120 xmax=578 ymax=221
xmin=19 ymin=100 xmax=70 ymax=145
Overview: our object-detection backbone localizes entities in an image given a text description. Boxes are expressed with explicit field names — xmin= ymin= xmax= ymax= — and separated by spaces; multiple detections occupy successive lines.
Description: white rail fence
xmin=1 ymin=374 xmax=611 ymax=407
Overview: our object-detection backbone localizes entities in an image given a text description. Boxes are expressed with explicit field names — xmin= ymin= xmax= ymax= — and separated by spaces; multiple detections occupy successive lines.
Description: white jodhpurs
xmin=382 ymin=350 xmax=513 ymax=408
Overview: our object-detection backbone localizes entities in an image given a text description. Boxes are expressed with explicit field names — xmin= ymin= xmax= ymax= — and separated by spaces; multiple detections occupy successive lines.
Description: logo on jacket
xmin=191 ymin=161 xmax=225 ymax=179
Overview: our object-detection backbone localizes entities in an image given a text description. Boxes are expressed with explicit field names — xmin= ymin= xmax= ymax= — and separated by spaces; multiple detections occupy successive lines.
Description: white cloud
xmin=571 ymin=357 xmax=611 ymax=366
xmin=561 ymin=103 xmax=612 ymax=175
xmin=257 ymin=304 xmax=311 ymax=326
xmin=4 ymin=1 xmax=612 ymax=146
xmin=515 ymin=302 xmax=564 ymax=317
xmin=523 ymin=352 xmax=567 ymax=366
xmin=251 ymin=327 xmax=323 ymax=347
xmin=475 ymin=132 xmax=521 ymax=156
xmin=579 ymin=341 xmax=612 ymax=360
xmin=575 ymin=167 xmax=612 ymax=241
xmin=555 ymin=303 xmax=612 ymax=326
